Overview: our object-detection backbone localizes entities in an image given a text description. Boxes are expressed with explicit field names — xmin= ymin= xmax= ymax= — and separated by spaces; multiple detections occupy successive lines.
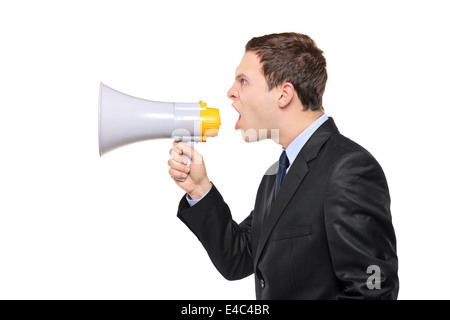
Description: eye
xmin=240 ymin=78 xmax=247 ymax=86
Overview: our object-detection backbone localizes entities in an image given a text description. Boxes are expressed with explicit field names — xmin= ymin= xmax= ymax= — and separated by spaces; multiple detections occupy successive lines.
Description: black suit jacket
xmin=177 ymin=118 xmax=399 ymax=299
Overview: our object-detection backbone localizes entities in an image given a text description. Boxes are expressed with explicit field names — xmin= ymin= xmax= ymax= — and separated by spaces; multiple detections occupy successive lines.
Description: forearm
xmin=178 ymin=183 xmax=254 ymax=280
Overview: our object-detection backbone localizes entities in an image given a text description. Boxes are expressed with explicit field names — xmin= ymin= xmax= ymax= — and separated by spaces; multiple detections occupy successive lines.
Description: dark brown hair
xmin=245 ymin=32 xmax=327 ymax=111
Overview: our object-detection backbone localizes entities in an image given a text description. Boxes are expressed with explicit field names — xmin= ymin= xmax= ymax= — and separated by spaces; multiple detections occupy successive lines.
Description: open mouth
xmin=235 ymin=115 xmax=241 ymax=130
xmin=232 ymin=104 xmax=241 ymax=130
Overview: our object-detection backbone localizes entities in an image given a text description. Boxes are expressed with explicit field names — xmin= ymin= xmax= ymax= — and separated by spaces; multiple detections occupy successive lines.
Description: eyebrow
xmin=235 ymin=73 xmax=248 ymax=80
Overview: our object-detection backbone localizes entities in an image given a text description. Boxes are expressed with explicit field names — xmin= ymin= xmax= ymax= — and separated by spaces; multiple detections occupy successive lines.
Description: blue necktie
xmin=275 ymin=150 xmax=290 ymax=198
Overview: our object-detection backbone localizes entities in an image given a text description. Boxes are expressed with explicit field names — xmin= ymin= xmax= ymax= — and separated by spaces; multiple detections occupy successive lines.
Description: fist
xmin=168 ymin=142 xmax=212 ymax=200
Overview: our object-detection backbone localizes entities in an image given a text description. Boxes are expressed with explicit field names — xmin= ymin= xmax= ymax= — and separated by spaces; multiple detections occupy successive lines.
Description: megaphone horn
xmin=98 ymin=83 xmax=221 ymax=180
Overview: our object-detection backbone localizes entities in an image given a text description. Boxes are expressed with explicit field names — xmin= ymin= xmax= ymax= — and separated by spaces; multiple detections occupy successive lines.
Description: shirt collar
xmin=284 ymin=113 xmax=329 ymax=170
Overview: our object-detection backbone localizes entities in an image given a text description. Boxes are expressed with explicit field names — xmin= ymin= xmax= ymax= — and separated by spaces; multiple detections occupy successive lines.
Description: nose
xmin=227 ymin=83 xmax=238 ymax=101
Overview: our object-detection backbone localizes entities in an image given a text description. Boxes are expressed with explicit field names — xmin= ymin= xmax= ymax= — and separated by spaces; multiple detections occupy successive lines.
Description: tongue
xmin=235 ymin=116 xmax=241 ymax=130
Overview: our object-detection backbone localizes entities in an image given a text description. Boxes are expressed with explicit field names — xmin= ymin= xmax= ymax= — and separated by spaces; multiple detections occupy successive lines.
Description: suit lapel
xmin=251 ymin=173 xmax=275 ymax=258
xmin=254 ymin=118 xmax=339 ymax=265
xmin=254 ymin=156 xmax=309 ymax=264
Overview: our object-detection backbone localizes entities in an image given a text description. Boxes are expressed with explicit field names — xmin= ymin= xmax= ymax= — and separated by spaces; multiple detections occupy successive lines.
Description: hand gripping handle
xmin=174 ymin=141 xmax=194 ymax=182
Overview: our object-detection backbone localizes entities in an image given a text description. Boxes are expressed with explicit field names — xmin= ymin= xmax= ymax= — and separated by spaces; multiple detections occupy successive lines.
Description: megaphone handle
xmin=174 ymin=141 xmax=194 ymax=182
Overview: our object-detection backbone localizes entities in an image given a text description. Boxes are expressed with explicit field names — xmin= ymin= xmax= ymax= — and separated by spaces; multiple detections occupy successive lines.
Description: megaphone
xmin=98 ymin=83 xmax=221 ymax=180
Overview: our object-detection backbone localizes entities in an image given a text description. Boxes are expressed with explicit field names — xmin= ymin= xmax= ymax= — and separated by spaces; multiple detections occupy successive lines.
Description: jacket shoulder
xmin=325 ymin=132 xmax=378 ymax=163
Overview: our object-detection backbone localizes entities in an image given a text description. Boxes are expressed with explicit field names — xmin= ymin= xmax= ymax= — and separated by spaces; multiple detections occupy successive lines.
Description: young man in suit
xmin=168 ymin=32 xmax=399 ymax=300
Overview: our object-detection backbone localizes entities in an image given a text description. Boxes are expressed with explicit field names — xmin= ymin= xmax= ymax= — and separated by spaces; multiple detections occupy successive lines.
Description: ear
xmin=277 ymin=82 xmax=295 ymax=108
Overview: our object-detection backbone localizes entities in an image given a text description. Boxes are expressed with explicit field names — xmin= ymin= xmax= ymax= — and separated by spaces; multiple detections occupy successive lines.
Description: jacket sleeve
xmin=324 ymin=151 xmax=399 ymax=300
xmin=177 ymin=183 xmax=254 ymax=281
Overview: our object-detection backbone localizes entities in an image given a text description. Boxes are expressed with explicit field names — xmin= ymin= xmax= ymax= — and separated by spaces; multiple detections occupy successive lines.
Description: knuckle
xmin=175 ymin=172 xmax=185 ymax=179
xmin=170 ymin=158 xmax=178 ymax=167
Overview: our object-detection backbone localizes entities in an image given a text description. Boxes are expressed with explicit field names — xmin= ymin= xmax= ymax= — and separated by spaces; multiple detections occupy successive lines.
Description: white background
xmin=1 ymin=0 xmax=449 ymax=300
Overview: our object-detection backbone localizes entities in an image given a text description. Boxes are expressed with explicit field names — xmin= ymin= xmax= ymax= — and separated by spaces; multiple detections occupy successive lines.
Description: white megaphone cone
xmin=98 ymin=83 xmax=221 ymax=180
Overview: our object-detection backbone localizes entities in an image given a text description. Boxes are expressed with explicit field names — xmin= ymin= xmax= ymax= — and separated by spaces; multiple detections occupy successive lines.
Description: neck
xmin=277 ymin=110 xmax=324 ymax=149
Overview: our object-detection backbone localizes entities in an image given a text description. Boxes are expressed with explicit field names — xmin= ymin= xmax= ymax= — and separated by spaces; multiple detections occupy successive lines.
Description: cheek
xmin=242 ymin=98 xmax=260 ymax=123
xmin=256 ymin=95 xmax=277 ymax=127
xmin=240 ymin=87 xmax=273 ymax=125
xmin=242 ymin=89 xmax=262 ymax=112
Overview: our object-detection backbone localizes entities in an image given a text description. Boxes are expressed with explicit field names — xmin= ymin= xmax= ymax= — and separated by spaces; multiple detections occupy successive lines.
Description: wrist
xmin=188 ymin=181 xmax=212 ymax=200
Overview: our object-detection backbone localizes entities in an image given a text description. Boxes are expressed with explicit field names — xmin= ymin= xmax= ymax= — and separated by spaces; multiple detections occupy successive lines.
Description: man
xmin=168 ymin=32 xmax=399 ymax=300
